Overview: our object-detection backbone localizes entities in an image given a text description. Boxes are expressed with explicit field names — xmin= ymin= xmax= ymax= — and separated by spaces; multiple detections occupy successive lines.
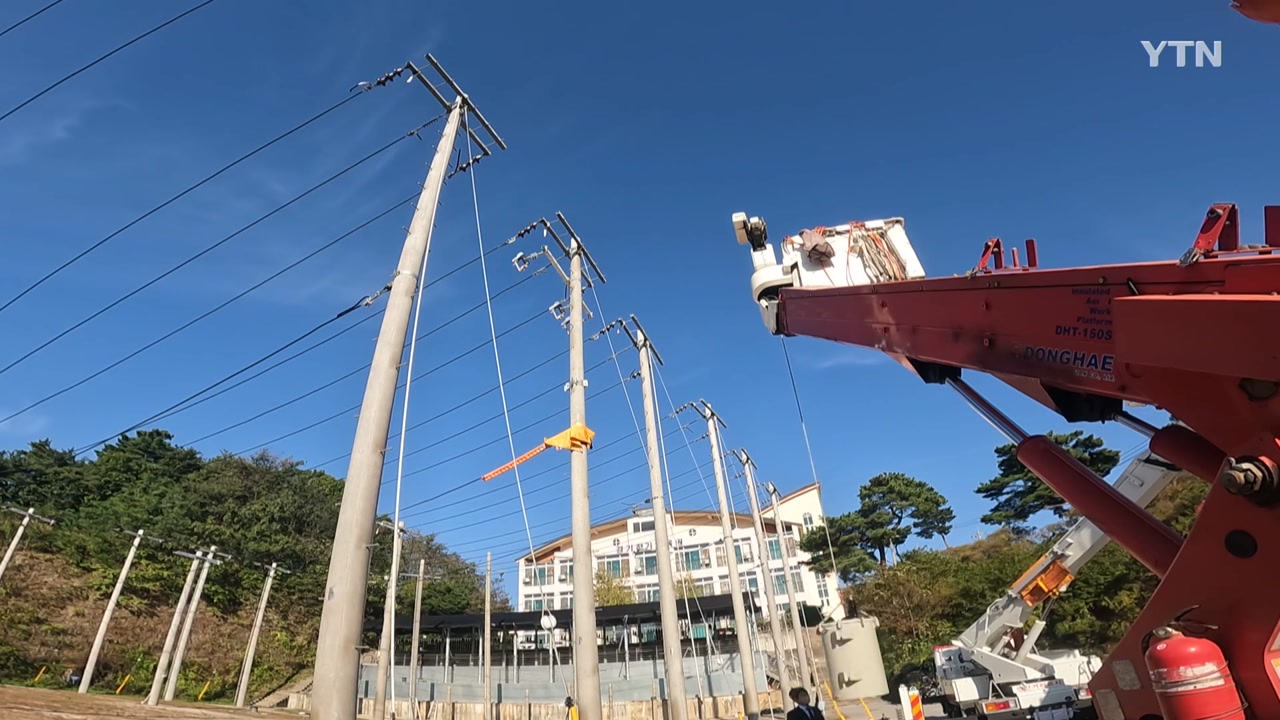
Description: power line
xmin=34 ymin=194 xmax=417 ymax=445
xmin=0 ymin=0 xmax=218 ymax=125
xmin=184 ymin=304 xmax=550 ymax=450
xmin=0 ymin=114 xmax=445 ymax=385
xmin=0 ymin=91 xmax=381 ymax=316
xmin=0 ymin=0 xmax=66 ymax=39
xmin=149 ymin=239 xmax=534 ymax=429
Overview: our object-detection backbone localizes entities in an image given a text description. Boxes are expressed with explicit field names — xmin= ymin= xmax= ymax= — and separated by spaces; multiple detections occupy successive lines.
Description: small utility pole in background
xmin=765 ymin=483 xmax=812 ymax=694
xmin=686 ymin=401 xmax=761 ymax=720
xmin=621 ymin=316 xmax=688 ymax=720
xmin=408 ymin=558 xmax=425 ymax=719
xmin=0 ymin=506 xmax=54 ymax=584
xmin=148 ymin=548 xmax=205 ymax=706
xmin=235 ymin=561 xmax=288 ymax=708
xmin=510 ymin=212 xmax=606 ymax=720
xmin=373 ymin=520 xmax=405 ymax=720
xmin=165 ymin=546 xmax=223 ymax=701
xmin=483 ymin=552 xmax=493 ymax=720
xmin=735 ymin=449 xmax=793 ymax=709
xmin=80 ymin=528 xmax=149 ymax=693
xmin=312 ymin=54 xmax=505 ymax=720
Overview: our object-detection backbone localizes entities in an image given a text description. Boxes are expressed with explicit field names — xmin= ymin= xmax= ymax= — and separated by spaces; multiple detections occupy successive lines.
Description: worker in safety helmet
xmin=787 ymin=688 xmax=826 ymax=720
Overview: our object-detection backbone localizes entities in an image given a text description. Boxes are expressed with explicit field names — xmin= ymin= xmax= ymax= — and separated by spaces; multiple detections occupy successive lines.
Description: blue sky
xmin=1 ymin=0 xmax=1277 ymax=596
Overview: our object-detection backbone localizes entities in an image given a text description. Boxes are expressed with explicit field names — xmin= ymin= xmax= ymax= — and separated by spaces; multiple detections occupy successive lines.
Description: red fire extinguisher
xmin=1145 ymin=625 xmax=1246 ymax=720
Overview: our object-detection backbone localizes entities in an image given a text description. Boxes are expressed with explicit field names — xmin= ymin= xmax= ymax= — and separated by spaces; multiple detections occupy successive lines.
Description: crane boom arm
xmin=953 ymin=451 xmax=1181 ymax=653
xmin=481 ymin=423 xmax=595 ymax=482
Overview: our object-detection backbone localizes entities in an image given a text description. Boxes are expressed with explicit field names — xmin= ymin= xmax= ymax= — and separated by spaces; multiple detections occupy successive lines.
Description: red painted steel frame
xmin=772 ymin=222 xmax=1280 ymax=718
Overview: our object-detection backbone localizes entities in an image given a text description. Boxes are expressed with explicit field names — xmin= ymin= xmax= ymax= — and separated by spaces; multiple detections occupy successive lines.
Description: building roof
xmin=516 ymin=484 xmax=820 ymax=564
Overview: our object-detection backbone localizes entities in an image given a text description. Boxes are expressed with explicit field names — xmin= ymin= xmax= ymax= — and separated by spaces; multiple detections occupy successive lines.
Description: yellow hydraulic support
xmin=481 ymin=424 xmax=595 ymax=481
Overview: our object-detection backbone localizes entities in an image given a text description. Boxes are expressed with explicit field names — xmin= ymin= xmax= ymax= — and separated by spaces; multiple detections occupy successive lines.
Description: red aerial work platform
xmin=730 ymin=204 xmax=1280 ymax=720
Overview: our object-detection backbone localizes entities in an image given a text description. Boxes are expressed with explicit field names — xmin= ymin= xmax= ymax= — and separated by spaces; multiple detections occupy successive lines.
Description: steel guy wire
xmin=0 ymin=113 xmax=447 ymax=386
xmin=0 ymin=0 xmax=66 ymax=39
xmin=654 ymin=362 xmax=719 ymax=508
xmin=0 ymin=0 xmax=218 ymax=125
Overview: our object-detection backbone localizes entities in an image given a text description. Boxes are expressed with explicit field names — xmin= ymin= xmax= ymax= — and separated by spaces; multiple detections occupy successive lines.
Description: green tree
xmin=675 ymin=573 xmax=703 ymax=599
xmin=801 ymin=472 xmax=955 ymax=578
xmin=974 ymin=431 xmax=1120 ymax=530
xmin=594 ymin=570 xmax=636 ymax=606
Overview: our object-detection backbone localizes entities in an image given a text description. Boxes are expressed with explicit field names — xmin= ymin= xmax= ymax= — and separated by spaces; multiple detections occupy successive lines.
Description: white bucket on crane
xmin=822 ymin=614 xmax=890 ymax=701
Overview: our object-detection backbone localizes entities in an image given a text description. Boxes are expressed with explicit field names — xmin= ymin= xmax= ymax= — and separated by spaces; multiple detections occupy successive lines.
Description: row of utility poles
xmin=0 ymin=510 xmax=285 ymax=707
xmin=311 ymin=51 xmax=817 ymax=720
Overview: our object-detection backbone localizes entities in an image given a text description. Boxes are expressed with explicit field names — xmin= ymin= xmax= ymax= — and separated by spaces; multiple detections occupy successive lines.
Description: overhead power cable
xmin=0 ymin=91 xmax=382 ymax=316
xmin=399 ymin=421 xmax=694 ymax=521
xmin=0 ymin=0 xmax=66 ymax=39
xmin=129 ymin=240 xmax=535 ymax=433
xmin=48 ymin=195 xmax=416 ymax=448
xmin=187 ymin=307 xmax=548 ymax=450
xmin=0 ymin=0 xmax=218 ymax=125
xmin=0 ymin=114 xmax=445 ymax=386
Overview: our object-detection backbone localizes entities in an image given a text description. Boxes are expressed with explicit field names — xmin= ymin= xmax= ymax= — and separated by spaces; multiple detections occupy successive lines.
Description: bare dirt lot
xmin=0 ymin=685 xmax=289 ymax=720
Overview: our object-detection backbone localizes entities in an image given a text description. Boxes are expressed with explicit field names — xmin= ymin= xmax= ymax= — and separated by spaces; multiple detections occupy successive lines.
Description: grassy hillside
xmin=0 ymin=429 xmax=509 ymax=702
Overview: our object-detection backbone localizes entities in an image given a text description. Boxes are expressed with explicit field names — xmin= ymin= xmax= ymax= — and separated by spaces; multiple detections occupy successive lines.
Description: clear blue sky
xmin=1 ymin=0 xmax=1277 ymax=595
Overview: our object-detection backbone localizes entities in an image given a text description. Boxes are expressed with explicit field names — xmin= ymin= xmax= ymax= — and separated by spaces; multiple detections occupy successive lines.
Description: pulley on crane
xmin=481 ymin=423 xmax=595 ymax=481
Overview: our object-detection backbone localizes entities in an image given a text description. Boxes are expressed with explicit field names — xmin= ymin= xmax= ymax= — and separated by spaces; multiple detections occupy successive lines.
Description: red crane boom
xmin=730 ymin=204 xmax=1280 ymax=719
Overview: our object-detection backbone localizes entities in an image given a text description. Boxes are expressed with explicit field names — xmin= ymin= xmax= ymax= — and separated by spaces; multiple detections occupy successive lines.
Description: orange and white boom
xmin=481 ymin=423 xmax=595 ymax=481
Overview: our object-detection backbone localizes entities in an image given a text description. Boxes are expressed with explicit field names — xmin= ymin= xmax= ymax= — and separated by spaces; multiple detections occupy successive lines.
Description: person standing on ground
xmin=787 ymin=688 xmax=826 ymax=720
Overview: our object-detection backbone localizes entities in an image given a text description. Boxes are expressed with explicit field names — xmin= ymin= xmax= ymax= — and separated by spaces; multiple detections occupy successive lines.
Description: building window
xmin=734 ymin=540 xmax=754 ymax=564
xmin=767 ymin=538 xmax=783 ymax=561
xmin=598 ymin=557 xmax=630 ymax=579
xmin=677 ymin=548 xmax=709 ymax=572
xmin=816 ymin=576 xmax=831 ymax=603
xmin=784 ymin=536 xmax=799 ymax=558
xmin=802 ymin=512 xmax=814 ymax=529
xmin=714 ymin=545 xmax=726 ymax=567
xmin=772 ymin=571 xmax=787 ymax=596
xmin=632 ymin=519 xmax=655 ymax=533
xmin=636 ymin=553 xmax=658 ymax=576
xmin=524 ymin=562 xmax=554 ymax=586
xmin=791 ymin=570 xmax=804 ymax=593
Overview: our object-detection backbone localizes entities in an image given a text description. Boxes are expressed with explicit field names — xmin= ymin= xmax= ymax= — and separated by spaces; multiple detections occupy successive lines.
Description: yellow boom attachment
xmin=481 ymin=424 xmax=595 ymax=481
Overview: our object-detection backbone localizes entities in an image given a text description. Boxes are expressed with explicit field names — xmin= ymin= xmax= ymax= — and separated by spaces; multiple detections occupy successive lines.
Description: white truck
xmin=932 ymin=450 xmax=1182 ymax=720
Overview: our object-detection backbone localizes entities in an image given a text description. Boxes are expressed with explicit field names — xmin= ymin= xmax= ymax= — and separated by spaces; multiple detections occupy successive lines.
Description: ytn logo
xmin=1141 ymin=41 xmax=1222 ymax=67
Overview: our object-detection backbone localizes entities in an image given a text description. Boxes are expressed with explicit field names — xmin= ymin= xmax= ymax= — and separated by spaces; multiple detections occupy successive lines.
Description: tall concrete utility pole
xmin=80 ymin=529 xmax=145 ymax=693
xmin=408 ymin=558 xmax=425 ymax=719
xmin=621 ymin=316 xmax=687 ymax=720
xmin=483 ymin=552 xmax=493 ymax=720
xmin=165 ymin=546 xmax=220 ymax=701
xmin=0 ymin=506 xmax=53 ymax=584
xmin=510 ymin=212 xmax=605 ymax=720
xmin=235 ymin=561 xmax=283 ymax=708
xmin=373 ymin=521 xmax=405 ymax=720
xmin=695 ymin=402 xmax=760 ymax=720
xmin=311 ymin=54 xmax=505 ymax=720
xmin=766 ymin=485 xmax=812 ymax=693
xmin=735 ymin=450 xmax=792 ymax=709
xmin=147 ymin=549 xmax=204 ymax=706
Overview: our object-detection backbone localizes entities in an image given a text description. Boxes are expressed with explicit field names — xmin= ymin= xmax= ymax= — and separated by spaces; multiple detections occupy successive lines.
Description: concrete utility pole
xmin=148 ymin=549 xmax=204 ymax=706
xmin=312 ymin=55 xmax=505 ymax=720
xmin=0 ymin=506 xmax=53 ymax=584
xmin=165 ymin=546 xmax=220 ymax=701
xmin=311 ymin=54 xmax=505 ymax=720
xmin=408 ymin=558 xmax=425 ymax=719
xmin=483 ymin=552 xmax=493 ymax=720
xmin=235 ymin=562 xmax=283 ymax=708
xmin=735 ymin=450 xmax=793 ymax=709
xmin=766 ymin=485 xmax=812 ymax=693
xmin=373 ymin=521 xmax=405 ymax=720
xmin=511 ymin=212 xmax=606 ymax=720
xmin=80 ymin=529 xmax=145 ymax=693
xmin=621 ymin=316 xmax=688 ymax=720
xmin=696 ymin=402 xmax=760 ymax=720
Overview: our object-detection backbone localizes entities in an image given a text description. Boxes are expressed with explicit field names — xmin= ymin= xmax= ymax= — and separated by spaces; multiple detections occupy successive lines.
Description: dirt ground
xmin=0 ymin=685 xmax=291 ymax=720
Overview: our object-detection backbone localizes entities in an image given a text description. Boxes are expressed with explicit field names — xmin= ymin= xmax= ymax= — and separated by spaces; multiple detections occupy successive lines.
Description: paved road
xmin=837 ymin=695 xmax=949 ymax=720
